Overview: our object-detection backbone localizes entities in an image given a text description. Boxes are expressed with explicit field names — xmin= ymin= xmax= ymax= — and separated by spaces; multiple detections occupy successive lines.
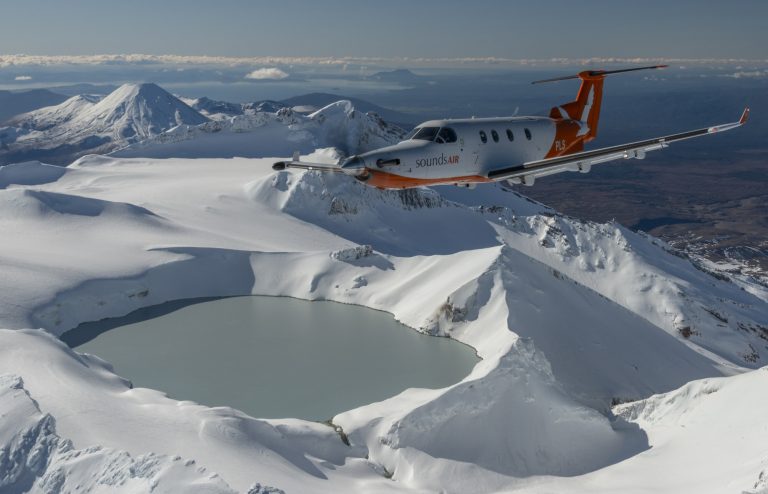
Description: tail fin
xmin=551 ymin=72 xmax=604 ymax=142
xmin=534 ymin=65 xmax=667 ymax=143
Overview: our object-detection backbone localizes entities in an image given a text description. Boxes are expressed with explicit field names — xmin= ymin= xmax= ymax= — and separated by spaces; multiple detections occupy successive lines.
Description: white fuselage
xmin=349 ymin=116 xmax=560 ymax=188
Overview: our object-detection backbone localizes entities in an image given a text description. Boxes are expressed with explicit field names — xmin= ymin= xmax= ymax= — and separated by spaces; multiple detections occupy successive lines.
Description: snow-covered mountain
xmin=113 ymin=100 xmax=406 ymax=159
xmin=180 ymin=96 xmax=287 ymax=120
xmin=0 ymin=147 xmax=766 ymax=492
xmin=0 ymin=83 xmax=208 ymax=165
xmin=0 ymin=84 xmax=405 ymax=166
xmin=0 ymin=374 xmax=243 ymax=493
xmin=181 ymin=93 xmax=411 ymax=125
xmin=278 ymin=93 xmax=415 ymax=125
xmin=0 ymin=88 xmax=766 ymax=493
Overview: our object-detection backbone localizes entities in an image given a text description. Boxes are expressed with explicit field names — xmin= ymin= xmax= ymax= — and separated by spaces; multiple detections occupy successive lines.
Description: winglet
xmin=740 ymin=107 xmax=750 ymax=125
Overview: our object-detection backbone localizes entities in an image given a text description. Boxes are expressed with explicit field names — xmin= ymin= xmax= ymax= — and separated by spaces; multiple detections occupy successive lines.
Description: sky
xmin=0 ymin=0 xmax=766 ymax=60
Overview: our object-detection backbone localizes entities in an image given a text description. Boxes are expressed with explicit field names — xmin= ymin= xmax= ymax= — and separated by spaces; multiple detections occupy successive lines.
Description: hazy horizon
xmin=2 ymin=0 xmax=767 ymax=59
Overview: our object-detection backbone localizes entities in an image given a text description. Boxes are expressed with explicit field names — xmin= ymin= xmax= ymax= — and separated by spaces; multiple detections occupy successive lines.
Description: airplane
xmin=273 ymin=65 xmax=749 ymax=189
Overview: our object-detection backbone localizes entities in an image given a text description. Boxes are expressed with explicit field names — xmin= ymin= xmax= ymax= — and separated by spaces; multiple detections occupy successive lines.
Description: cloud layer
xmin=244 ymin=67 xmax=289 ymax=80
xmin=725 ymin=69 xmax=768 ymax=78
xmin=1 ymin=54 xmax=766 ymax=69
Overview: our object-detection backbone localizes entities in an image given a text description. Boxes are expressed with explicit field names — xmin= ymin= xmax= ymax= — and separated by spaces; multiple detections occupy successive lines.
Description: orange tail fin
xmin=550 ymin=72 xmax=605 ymax=142
xmin=534 ymin=65 xmax=667 ymax=143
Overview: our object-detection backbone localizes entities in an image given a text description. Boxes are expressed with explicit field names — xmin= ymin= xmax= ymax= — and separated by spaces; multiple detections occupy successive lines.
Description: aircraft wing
xmin=487 ymin=108 xmax=749 ymax=184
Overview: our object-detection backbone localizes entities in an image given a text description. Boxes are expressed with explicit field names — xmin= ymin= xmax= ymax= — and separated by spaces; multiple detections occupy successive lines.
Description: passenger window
xmin=479 ymin=130 xmax=487 ymax=143
xmin=506 ymin=129 xmax=514 ymax=141
xmin=491 ymin=130 xmax=499 ymax=142
xmin=436 ymin=127 xmax=458 ymax=144
xmin=524 ymin=128 xmax=532 ymax=140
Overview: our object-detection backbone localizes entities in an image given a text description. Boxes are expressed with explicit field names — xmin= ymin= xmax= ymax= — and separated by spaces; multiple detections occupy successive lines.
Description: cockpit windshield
xmin=406 ymin=126 xmax=458 ymax=144
xmin=407 ymin=126 xmax=440 ymax=141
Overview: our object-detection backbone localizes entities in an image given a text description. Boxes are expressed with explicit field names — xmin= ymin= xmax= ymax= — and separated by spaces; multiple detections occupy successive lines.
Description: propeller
xmin=272 ymin=154 xmax=369 ymax=177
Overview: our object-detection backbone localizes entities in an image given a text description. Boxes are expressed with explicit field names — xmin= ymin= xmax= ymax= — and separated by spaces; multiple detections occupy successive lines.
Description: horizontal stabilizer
xmin=532 ymin=64 xmax=668 ymax=84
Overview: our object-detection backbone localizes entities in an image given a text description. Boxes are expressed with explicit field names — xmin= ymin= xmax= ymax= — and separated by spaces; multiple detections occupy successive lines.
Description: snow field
xmin=0 ymin=148 xmax=766 ymax=492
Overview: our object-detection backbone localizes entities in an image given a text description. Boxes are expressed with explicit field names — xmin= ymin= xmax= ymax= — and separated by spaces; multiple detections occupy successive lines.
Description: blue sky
xmin=1 ymin=0 xmax=766 ymax=59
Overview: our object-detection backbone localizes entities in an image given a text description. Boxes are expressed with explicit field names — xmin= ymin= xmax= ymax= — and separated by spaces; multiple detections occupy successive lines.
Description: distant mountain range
xmin=181 ymin=96 xmax=289 ymax=119
xmin=114 ymin=100 xmax=406 ymax=160
xmin=0 ymin=83 xmax=411 ymax=165
xmin=279 ymin=93 xmax=415 ymax=127
xmin=0 ymin=89 xmax=69 ymax=122
xmin=0 ymin=83 xmax=408 ymax=165
xmin=183 ymin=92 xmax=415 ymax=128
xmin=366 ymin=68 xmax=426 ymax=84
xmin=0 ymin=83 xmax=208 ymax=165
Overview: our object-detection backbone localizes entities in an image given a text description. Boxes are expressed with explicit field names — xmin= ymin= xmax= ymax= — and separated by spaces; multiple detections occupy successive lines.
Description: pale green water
xmin=64 ymin=296 xmax=478 ymax=421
